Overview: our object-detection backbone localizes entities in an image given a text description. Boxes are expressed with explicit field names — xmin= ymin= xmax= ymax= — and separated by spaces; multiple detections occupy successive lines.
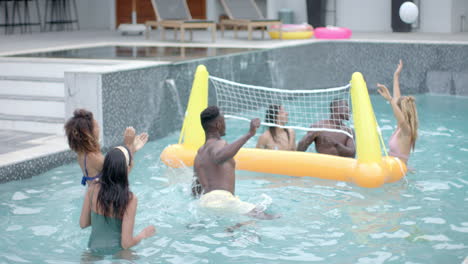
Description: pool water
xmin=1 ymin=94 xmax=467 ymax=263
xmin=9 ymin=45 xmax=258 ymax=62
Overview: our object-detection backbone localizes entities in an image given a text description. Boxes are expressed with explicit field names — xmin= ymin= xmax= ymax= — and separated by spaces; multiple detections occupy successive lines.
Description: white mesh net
xmin=209 ymin=76 xmax=353 ymax=138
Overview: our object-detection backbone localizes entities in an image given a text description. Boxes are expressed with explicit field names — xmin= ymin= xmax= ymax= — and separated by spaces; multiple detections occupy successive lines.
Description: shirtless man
xmin=192 ymin=106 xmax=278 ymax=219
xmin=296 ymin=99 xmax=355 ymax=158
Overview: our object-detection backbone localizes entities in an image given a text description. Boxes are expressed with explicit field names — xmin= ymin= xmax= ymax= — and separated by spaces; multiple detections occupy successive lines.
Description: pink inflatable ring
xmin=315 ymin=26 xmax=352 ymax=39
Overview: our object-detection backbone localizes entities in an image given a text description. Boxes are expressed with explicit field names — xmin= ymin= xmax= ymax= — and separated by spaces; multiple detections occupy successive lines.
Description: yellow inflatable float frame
xmin=269 ymin=24 xmax=314 ymax=39
xmin=269 ymin=30 xmax=314 ymax=40
xmin=160 ymin=65 xmax=407 ymax=188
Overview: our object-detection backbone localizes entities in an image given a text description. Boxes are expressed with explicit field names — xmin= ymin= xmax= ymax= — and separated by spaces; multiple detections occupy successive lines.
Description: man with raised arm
xmin=296 ymin=99 xmax=356 ymax=158
xmin=192 ymin=106 xmax=278 ymax=220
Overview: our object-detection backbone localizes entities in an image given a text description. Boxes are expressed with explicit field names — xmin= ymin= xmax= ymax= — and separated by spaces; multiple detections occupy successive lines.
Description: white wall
xmin=206 ymin=0 xmax=226 ymax=22
xmin=336 ymin=0 xmax=391 ymax=32
xmin=266 ymin=0 xmax=308 ymax=24
xmin=419 ymin=0 xmax=452 ymax=33
xmin=256 ymin=0 xmax=268 ymax=18
xmin=451 ymin=0 xmax=468 ymax=32
xmin=333 ymin=0 xmax=461 ymax=33
xmin=76 ymin=0 xmax=114 ymax=30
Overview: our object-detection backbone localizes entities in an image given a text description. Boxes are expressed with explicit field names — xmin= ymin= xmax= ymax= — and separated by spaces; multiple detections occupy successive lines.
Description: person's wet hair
xmin=265 ymin=104 xmax=289 ymax=143
xmin=200 ymin=106 xmax=220 ymax=131
xmin=97 ymin=147 xmax=132 ymax=219
xmin=397 ymin=96 xmax=419 ymax=150
xmin=64 ymin=109 xmax=100 ymax=153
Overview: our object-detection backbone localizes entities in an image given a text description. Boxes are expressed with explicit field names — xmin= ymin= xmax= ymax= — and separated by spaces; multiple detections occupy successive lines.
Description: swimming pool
xmin=0 ymin=94 xmax=467 ymax=263
xmin=8 ymin=45 xmax=258 ymax=62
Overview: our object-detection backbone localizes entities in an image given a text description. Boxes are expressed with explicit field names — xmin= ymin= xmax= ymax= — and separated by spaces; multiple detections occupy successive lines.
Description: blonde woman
xmin=377 ymin=60 xmax=419 ymax=164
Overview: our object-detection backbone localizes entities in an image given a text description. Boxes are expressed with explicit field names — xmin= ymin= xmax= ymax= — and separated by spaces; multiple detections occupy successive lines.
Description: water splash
xmin=267 ymin=60 xmax=284 ymax=89
xmin=254 ymin=194 xmax=273 ymax=211
xmin=165 ymin=79 xmax=185 ymax=122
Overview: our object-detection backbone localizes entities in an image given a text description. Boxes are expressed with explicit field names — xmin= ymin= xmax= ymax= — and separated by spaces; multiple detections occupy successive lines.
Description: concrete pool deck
xmin=1 ymin=29 xmax=467 ymax=183
xmin=1 ymin=29 xmax=468 ymax=56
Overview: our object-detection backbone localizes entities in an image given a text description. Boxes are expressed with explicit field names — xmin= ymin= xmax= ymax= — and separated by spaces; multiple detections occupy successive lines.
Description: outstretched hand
xmin=248 ymin=118 xmax=261 ymax=137
xmin=377 ymin=83 xmax=393 ymax=101
xmin=124 ymin=127 xmax=149 ymax=153
xmin=141 ymin=225 xmax=156 ymax=238
xmin=134 ymin=133 xmax=149 ymax=152
xmin=394 ymin=59 xmax=403 ymax=76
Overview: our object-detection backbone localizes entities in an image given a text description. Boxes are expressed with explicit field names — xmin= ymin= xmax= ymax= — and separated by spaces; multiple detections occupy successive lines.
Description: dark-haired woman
xmin=64 ymin=109 xmax=148 ymax=186
xmin=80 ymin=146 xmax=155 ymax=252
xmin=256 ymin=105 xmax=296 ymax=151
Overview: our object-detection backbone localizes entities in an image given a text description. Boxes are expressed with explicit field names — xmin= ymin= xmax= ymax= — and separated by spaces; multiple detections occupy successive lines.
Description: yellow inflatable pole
xmin=350 ymin=72 xmax=406 ymax=187
xmin=177 ymin=65 xmax=209 ymax=150
xmin=350 ymin=72 xmax=382 ymax=163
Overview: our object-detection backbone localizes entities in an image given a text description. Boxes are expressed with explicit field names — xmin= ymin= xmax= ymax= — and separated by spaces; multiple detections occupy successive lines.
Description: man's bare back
xmin=192 ymin=108 xmax=259 ymax=196
xmin=193 ymin=139 xmax=236 ymax=196
xmin=191 ymin=106 xmax=279 ymax=220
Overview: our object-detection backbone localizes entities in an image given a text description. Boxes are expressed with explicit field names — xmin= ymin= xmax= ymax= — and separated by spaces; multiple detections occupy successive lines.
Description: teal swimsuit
xmin=88 ymin=212 xmax=123 ymax=253
xmin=88 ymin=189 xmax=123 ymax=253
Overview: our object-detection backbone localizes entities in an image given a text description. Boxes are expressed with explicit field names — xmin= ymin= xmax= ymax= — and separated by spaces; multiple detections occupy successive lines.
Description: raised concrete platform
xmin=0 ymin=130 xmax=71 ymax=183
xmin=0 ymin=59 xmax=165 ymax=183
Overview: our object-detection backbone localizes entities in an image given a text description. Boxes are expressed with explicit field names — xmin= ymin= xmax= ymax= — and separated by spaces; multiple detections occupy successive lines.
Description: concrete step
xmin=0 ymin=75 xmax=64 ymax=82
xmin=0 ymin=80 xmax=64 ymax=97
xmin=0 ymin=96 xmax=65 ymax=119
xmin=0 ymin=114 xmax=64 ymax=135
xmin=0 ymin=94 xmax=64 ymax=102
xmin=0 ymin=61 xmax=95 ymax=80
xmin=0 ymin=80 xmax=65 ymax=97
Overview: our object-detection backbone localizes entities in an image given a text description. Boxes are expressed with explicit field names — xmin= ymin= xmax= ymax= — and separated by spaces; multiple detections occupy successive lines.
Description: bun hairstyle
xmin=73 ymin=109 xmax=93 ymax=119
xmin=64 ymin=109 xmax=100 ymax=153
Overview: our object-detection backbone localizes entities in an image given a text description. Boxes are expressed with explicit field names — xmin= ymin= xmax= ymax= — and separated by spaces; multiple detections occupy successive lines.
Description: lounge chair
xmin=145 ymin=0 xmax=216 ymax=42
xmin=219 ymin=0 xmax=282 ymax=40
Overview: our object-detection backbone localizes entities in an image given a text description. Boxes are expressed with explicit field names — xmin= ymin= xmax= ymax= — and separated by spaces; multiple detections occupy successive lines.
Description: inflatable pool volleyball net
xmin=160 ymin=65 xmax=407 ymax=188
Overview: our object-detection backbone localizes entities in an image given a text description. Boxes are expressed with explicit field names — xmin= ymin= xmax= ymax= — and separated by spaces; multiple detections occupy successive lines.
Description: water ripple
xmin=12 ymin=192 xmax=29 ymax=201
xmin=30 ymin=226 xmax=58 ymax=236
xmin=12 ymin=206 xmax=43 ymax=215
xmin=370 ymin=230 xmax=410 ymax=239
xmin=415 ymin=181 xmax=450 ymax=192
xmin=414 ymin=234 xmax=450 ymax=242
xmin=191 ymin=235 xmax=221 ymax=245
xmin=433 ymin=243 xmax=468 ymax=250
xmin=450 ymin=224 xmax=468 ymax=233
xmin=356 ymin=251 xmax=392 ymax=264
xmin=421 ymin=217 xmax=446 ymax=224
xmin=170 ymin=241 xmax=209 ymax=254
